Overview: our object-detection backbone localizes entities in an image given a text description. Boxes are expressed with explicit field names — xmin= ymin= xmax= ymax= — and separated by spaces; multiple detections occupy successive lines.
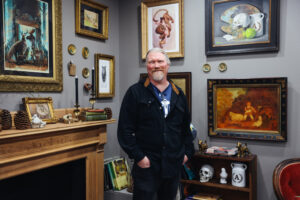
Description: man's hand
xmin=182 ymin=155 xmax=188 ymax=165
xmin=137 ymin=156 xmax=151 ymax=168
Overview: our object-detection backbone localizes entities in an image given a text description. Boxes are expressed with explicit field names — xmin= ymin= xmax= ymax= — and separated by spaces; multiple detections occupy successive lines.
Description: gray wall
xmin=118 ymin=0 xmax=300 ymax=199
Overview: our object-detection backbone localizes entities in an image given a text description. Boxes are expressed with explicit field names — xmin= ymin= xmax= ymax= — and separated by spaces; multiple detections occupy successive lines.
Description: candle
xmin=92 ymin=68 xmax=95 ymax=93
xmin=75 ymin=76 xmax=78 ymax=105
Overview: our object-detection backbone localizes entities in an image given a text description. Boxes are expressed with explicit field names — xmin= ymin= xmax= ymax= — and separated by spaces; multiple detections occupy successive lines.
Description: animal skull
xmin=199 ymin=164 xmax=214 ymax=182
xmin=232 ymin=13 xmax=251 ymax=30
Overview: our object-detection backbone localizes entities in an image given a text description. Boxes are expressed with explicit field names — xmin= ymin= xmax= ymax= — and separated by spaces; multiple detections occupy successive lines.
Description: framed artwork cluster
xmin=0 ymin=0 xmax=62 ymax=92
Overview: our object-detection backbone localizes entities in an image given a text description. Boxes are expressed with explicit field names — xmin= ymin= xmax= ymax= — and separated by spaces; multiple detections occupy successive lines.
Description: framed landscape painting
xmin=75 ymin=0 xmax=108 ymax=40
xmin=207 ymin=77 xmax=287 ymax=141
xmin=141 ymin=0 xmax=184 ymax=59
xmin=0 ymin=0 xmax=62 ymax=92
xmin=205 ymin=0 xmax=279 ymax=56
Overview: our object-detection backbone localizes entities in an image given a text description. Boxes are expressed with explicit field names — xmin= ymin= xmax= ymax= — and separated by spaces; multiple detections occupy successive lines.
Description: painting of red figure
xmin=152 ymin=6 xmax=177 ymax=50
xmin=216 ymin=87 xmax=279 ymax=132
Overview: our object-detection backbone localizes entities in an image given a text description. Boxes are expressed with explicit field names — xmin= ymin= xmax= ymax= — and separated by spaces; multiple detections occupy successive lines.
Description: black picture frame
xmin=207 ymin=77 xmax=287 ymax=141
xmin=205 ymin=0 xmax=279 ymax=56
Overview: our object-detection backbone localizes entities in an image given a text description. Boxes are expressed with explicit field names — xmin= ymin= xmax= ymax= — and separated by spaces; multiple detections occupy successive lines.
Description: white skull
xmin=232 ymin=13 xmax=251 ymax=30
xmin=199 ymin=164 xmax=214 ymax=182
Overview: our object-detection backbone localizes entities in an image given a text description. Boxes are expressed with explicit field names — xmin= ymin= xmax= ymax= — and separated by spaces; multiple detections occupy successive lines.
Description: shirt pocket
xmin=137 ymin=98 xmax=156 ymax=121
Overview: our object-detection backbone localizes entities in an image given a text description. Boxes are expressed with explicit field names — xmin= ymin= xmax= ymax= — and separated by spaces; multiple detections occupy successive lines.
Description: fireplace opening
xmin=0 ymin=159 xmax=86 ymax=200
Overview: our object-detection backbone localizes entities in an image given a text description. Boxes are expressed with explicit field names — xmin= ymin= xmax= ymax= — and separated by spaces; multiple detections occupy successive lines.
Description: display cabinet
xmin=181 ymin=152 xmax=257 ymax=200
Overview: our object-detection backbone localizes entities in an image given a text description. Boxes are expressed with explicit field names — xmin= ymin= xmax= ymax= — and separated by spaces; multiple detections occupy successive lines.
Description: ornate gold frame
xmin=95 ymin=54 xmax=115 ymax=98
xmin=75 ymin=0 xmax=109 ymax=40
xmin=23 ymin=97 xmax=57 ymax=124
xmin=0 ymin=0 xmax=63 ymax=92
xmin=141 ymin=0 xmax=184 ymax=59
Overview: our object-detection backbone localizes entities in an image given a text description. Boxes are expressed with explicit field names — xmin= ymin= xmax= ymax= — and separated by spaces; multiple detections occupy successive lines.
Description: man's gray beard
xmin=152 ymin=71 xmax=164 ymax=82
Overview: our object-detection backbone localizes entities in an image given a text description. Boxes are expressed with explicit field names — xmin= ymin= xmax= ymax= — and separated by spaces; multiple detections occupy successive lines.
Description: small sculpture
xmin=31 ymin=114 xmax=46 ymax=128
xmin=236 ymin=142 xmax=251 ymax=157
xmin=198 ymin=140 xmax=208 ymax=154
xmin=199 ymin=164 xmax=214 ymax=183
xmin=63 ymin=114 xmax=74 ymax=124
xmin=220 ymin=168 xmax=228 ymax=184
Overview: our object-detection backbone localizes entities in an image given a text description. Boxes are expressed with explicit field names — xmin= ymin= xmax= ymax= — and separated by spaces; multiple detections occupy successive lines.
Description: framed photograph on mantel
xmin=75 ymin=0 xmax=108 ymax=40
xmin=23 ymin=97 xmax=56 ymax=124
xmin=205 ymin=0 xmax=279 ymax=56
xmin=0 ymin=0 xmax=62 ymax=92
xmin=141 ymin=0 xmax=184 ymax=59
xmin=207 ymin=77 xmax=287 ymax=142
xmin=95 ymin=54 xmax=115 ymax=98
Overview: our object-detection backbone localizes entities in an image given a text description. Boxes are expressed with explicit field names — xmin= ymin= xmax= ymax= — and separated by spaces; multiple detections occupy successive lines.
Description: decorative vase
xmin=231 ymin=162 xmax=247 ymax=187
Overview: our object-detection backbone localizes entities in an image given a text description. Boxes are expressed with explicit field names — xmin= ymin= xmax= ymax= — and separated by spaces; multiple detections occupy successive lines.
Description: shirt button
xmin=163 ymin=133 xmax=166 ymax=136
xmin=163 ymin=146 xmax=166 ymax=149
xmin=160 ymin=107 xmax=162 ymax=110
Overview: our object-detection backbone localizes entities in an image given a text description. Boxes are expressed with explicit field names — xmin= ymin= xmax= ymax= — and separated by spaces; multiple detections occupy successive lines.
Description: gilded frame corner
xmin=0 ymin=0 xmax=63 ymax=92
xmin=141 ymin=0 xmax=184 ymax=59
xmin=95 ymin=54 xmax=115 ymax=98
xmin=75 ymin=0 xmax=109 ymax=40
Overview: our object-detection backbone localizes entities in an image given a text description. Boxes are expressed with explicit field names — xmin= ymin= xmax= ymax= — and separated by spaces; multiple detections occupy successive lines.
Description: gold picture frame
xmin=95 ymin=54 xmax=115 ymax=98
xmin=75 ymin=0 xmax=108 ymax=40
xmin=141 ymin=0 xmax=184 ymax=59
xmin=23 ymin=97 xmax=56 ymax=124
xmin=0 ymin=0 xmax=62 ymax=92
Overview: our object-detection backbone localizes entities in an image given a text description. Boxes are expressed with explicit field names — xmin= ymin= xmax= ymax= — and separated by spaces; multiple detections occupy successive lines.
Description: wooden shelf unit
xmin=182 ymin=152 xmax=257 ymax=200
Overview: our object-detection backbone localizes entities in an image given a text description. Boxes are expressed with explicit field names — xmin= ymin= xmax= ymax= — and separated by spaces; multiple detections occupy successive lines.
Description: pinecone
xmin=104 ymin=107 xmax=112 ymax=119
xmin=0 ymin=109 xmax=12 ymax=130
xmin=14 ymin=111 xmax=31 ymax=130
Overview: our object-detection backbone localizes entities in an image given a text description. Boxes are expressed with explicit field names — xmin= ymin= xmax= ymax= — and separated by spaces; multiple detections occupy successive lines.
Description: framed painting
xmin=95 ymin=54 xmax=115 ymax=98
xmin=205 ymin=0 xmax=279 ymax=56
xmin=140 ymin=72 xmax=192 ymax=112
xmin=141 ymin=0 xmax=184 ymax=59
xmin=75 ymin=0 xmax=108 ymax=40
xmin=0 ymin=0 xmax=62 ymax=92
xmin=23 ymin=97 xmax=56 ymax=123
xmin=207 ymin=77 xmax=287 ymax=141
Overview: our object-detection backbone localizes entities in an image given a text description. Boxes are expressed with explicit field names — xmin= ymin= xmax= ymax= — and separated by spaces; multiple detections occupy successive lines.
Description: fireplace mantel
xmin=0 ymin=112 xmax=115 ymax=200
